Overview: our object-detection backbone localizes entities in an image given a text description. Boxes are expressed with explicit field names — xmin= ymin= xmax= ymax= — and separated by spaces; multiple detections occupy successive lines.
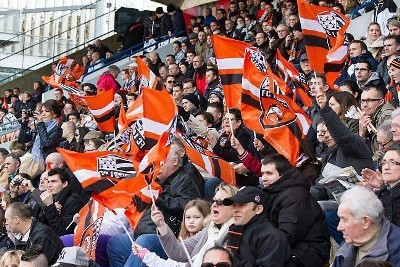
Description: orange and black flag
xmin=241 ymin=48 xmax=311 ymax=165
xmin=137 ymin=57 xmax=164 ymax=91
xmin=42 ymin=57 xmax=85 ymax=88
xmin=212 ymin=35 xmax=249 ymax=109
xmin=138 ymin=88 xmax=178 ymax=175
xmin=298 ymin=0 xmax=350 ymax=87
xmin=57 ymin=148 xmax=136 ymax=198
xmin=177 ymin=132 xmax=236 ymax=185
xmin=84 ymin=89 xmax=115 ymax=132
xmin=74 ymin=198 xmax=106 ymax=261
xmin=275 ymin=50 xmax=313 ymax=107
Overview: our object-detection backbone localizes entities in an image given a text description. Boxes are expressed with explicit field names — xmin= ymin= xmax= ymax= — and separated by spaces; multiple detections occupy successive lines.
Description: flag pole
xmin=113 ymin=211 xmax=135 ymax=245
xmin=179 ymin=236 xmax=193 ymax=266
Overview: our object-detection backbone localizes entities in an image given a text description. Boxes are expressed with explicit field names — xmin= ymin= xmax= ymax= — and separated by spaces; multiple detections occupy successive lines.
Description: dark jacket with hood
xmin=232 ymin=214 xmax=292 ymax=267
xmin=172 ymin=9 xmax=186 ymax=37
xmin=335 ymin=51 xmax=379 ymax=86
xmin=378 ymin=182 xmax=400 ymax=227
xmin=264 ymin=167 xmax=331 ymax=267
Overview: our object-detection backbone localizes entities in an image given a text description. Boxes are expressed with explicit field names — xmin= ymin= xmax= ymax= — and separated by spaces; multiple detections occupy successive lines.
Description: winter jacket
xmin=264 ymin=168 xmax=331 ymax=267
xmin=194 ymin=64 xmax=207 ymax=96
xmin=135 ymin=165 xmax=204 ymax=236
xmin=97 ymin=72 xmax=120 ymax=93
xmin=122 ymin=22 xmax=145 ymax=50
xmin=377 ymin=58 xmax=390 ymax=84
xmin=232 ymin=214 xmax=292 ymax=267
xmin=311 ymin=105 xmax=374 ymax=201
xmin=160 ymin=13 xmax=173 ymax=36
xmin=333 ymin=218 xmax=400 ymax=267
xmin=18 ymin=120 xmax=62 ymax=160
xmin=38 ymin=187 xmax=83 ymax=236
xmin=378 ymin=182 xmax=400 ymax=227
xmin=15 ymin=218 xmax=64 ymax=265
xmin=144 ymin=18 xmax=161 ymax=38
xmin=172 ymin=9 xmax=186 ymax=37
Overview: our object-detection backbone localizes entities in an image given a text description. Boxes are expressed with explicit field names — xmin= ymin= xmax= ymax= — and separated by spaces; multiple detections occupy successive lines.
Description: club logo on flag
xmin=248 ymin=48 xmax=267 ymax=72
xmin=316 ymin=11 xmax=347 ymax=48
xmin=260 ymin=89 xmax=296 ymax=129
xmin=97 ymin=155 xmax=135 ymax=178
xmin=80 ymin=217 xmax=103 ymax=259
xmin=139 ymin=75 xmax=149 ymax=88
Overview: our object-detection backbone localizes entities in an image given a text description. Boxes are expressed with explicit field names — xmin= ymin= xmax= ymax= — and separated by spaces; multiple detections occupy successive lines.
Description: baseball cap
xmin=52 ymin=247 xmax=89 ymax=267
xmin=300 ymin=53 xmax=308 ymax=62
xmin=83 ymin=130 xmax=103 ymax=141
xmin=223 ymin=186 xmax=266 ymax=206
xmin=189 ymin=32 xmax=198 ymax=39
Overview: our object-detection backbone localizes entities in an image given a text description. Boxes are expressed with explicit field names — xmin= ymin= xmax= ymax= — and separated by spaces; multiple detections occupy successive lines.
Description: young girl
xmin=133 ymin=199 xmax=211 ymax=266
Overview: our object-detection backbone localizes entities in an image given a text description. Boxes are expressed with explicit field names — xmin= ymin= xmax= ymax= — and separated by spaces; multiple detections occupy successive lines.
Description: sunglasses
xmin=167 ymin=80 xmax=175 ymax=84
xmin=201 ymin=263 xmax=231 ymax=267
xmin=210 ymin=199 xmax=224 ymax=205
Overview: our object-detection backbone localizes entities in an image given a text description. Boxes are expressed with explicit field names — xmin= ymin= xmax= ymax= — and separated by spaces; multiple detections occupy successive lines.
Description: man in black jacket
xmin=5 ymin=202 xmax=64 ymax=265
xmin=223 ymin=186 xmax=291 ymax=267
xmin=261 ymin=154 xmax=331 ymax=267
xmin=38 ymin=168 xmax=82 ymax=236
xmin=155 ymin=7 xmax=173 ymax=37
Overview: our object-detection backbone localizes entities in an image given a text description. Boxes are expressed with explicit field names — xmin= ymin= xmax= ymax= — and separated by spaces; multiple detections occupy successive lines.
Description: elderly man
xmin=5 ymin=203 xmax=64 ymax=265
xmin=223 ymin=186 xmax=291 ymax=266
xmin=333 ymin=186 xmax=400 ymax=266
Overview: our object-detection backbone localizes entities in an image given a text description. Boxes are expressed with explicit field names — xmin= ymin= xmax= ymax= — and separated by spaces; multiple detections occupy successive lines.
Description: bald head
xmin=62 ymin=121 xmax=77 ymax=140
xmin=45 ymin=152 xmax=65 ymax=170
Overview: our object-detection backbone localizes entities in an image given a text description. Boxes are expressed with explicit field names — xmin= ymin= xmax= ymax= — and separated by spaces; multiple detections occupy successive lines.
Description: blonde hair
xmin=0 ymin=250 xmax=24 ymax=266
xmin=179 ymin=199 xmax=211 ymax=239
xmin=215 ymin=182 xmax=239 ymax=197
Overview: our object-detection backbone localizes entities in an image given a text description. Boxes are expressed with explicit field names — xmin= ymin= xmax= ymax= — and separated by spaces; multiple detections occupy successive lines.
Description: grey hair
xmin=377 ymin=120 xmax=393 ymax=140
xmin=340 ymin=186 xmax=384 ymax=225
xmin=391 ymin=108 xmax=400 ymax=120
xmin=107 ymin=65 xmax=121 ymax=74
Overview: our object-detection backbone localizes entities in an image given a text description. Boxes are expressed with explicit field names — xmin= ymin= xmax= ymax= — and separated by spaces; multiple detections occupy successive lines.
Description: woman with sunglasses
xmin=132 ymin=199 xmax=211 ymax=266
xmin=137 ymin=183 xmax=237 ymax=267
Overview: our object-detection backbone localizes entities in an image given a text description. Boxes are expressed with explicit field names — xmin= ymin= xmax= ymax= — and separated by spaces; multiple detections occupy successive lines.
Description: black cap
xmin=292 ymin=22 xmax=302 ymax=32
xmin=223 ymin=186 xmax=266 ymax=206
xmin=156 ymin=7 xmax=164 ymax=14
xmin=167 ymin=4 xmax=176 ymax=13
xmin=182 ymin=93 xmax=199 ymax=108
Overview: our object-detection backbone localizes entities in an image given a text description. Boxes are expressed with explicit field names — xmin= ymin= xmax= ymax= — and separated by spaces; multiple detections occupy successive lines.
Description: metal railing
xmin=0 ymin=9 xmax=20 ymax=34
xmin=0 ymin=29 xmax=115 ymax=85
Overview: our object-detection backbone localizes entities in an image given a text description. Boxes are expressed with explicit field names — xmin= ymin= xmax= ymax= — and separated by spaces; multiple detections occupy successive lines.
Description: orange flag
xmin=177 ymin=132 xmax=236 ymax=185
xmin=83 ymin=89 xmax=115 ymax=132
xmin=298 ymin=0 xmax=350 ymax=87
xmin=57 ymin=148 xmax=135 ymax=194
xmin=212 ymin=35 xmax=249 ymax=109
xmin=74 ymin=199 xmax=106 ymax=261
xmin=241 ymin=49 xmax=311 ymax=165
xmin=42 ymin=57 xmax=85 ymax=88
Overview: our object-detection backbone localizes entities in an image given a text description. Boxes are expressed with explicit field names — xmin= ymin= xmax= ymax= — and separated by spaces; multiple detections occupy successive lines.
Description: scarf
xmin=227 ymin=224 xmax=244 ymax=255
xmin=31 ymin=119 xmax=58 ymax=160
xmin=191 ymin=218 xmax=234 ymax=267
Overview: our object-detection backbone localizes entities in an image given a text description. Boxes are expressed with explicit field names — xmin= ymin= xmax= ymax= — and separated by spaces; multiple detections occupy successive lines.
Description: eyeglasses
xmin=392 ymin=123 xmax=400 ymax=129
xmin=167 ymin=80 xmax=175 ymax=84
xmin=201 ymin=263 xmax=231 ymax=267
xmin=210 ymin=199 xmax=224 ymax=205
xmin=355 ymin=68 xmax=370 ymax=72
xmin=377 ymin=139 xmax=392 ymax=148
xmin=379 ymin=159 xmax=400 ymax=167
xmin=360 ymin=98 xmax=382 ymax=104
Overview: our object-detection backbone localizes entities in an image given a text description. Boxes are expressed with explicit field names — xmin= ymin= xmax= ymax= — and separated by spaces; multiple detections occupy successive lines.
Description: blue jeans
xmin=107 ymin=233 xmax=167 ymax=267
xmin=326 ymin=211 xmax=344 ymax=245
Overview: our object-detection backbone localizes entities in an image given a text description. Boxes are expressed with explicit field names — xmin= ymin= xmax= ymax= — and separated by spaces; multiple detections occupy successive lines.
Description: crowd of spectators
xmin=1 ymin=0 xmax=400 ymax=266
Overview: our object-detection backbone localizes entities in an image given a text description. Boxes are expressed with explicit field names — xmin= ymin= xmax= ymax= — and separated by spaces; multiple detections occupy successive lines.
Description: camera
xmin=13 ymin=178 xmax=23 ymax=186
xmin=23 ymin=109 xmax=35 ymax=117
